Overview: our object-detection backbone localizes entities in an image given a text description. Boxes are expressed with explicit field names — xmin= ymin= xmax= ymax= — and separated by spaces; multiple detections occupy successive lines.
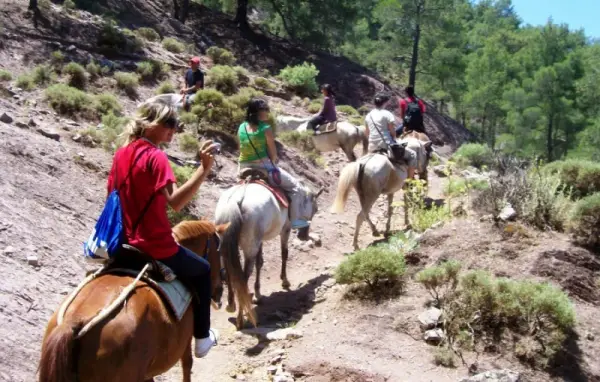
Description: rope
xmin=57 ymin=266 xmax=106 ymax=325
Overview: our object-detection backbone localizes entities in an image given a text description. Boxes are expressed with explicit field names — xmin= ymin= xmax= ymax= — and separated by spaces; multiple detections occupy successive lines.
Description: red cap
xmin=190 ymin=57 xmax=200 ymax=64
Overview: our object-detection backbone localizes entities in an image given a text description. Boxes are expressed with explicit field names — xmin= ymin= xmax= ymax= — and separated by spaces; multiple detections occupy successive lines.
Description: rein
xmin=203 ymin=234 xmax=226 ymax=282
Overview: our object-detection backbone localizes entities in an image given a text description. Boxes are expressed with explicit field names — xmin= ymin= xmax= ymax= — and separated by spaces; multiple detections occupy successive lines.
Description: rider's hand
xmin=198 ymin=140 xmax=219 ymax=170
xmin=180 ymin=88 xmax=186 ymax=95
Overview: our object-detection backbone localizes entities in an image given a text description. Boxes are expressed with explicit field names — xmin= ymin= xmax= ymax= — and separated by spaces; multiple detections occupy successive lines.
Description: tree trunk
xmin=546 ymin=115 xmax=554 ymax=161
xmin=235 ymin=0 xmax=250 ymax=30
xmin=173 ymin=0 xmax=180 ymax=20
xmin=179 ymin=0 xmax=190 ymax=23
xmin=408 ymin=6 xmax=422 ymax=90
xmin=267 ymin=0 xmax=295 ymax=39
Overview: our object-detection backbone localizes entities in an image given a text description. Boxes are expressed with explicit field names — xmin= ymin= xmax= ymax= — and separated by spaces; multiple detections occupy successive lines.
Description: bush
xmin=16 ymin=74 xmax=34 ymax=90
xmin=171 ymin=163 xmax=195 ymax=184
xmin=416 ymin=260 xmax=461 ymax=305
xmin=179 ymin=112 xmax=198 ymax=126
xmin=98 ymin=21 xmax=143 ymax=54
xmin=358 ymin=105 xmax=370 ymax=115
xmin=162 ymin=37 xmax=185 ymax=53
xmin=253 ymin=76 xmax=274 ymax=90
xmin=99 ymin=112 xmax=128 ymax=151
xmin=433 ymin=347 xmax=456 ymax=368
xmin=45 ymin=84 xmax=92 ymax=115
xmin=452 ymin=143 xmax=493 ymax=169
xmin=568 ymin=193 xmax=600 ymax=247
xmin=291 ymin=96 xmax=302 ymax=107
xmin=156 ymin=80 xmax=176 ymax=94
xmin=136 ymin=60 xmax=168 ymax=82
xmin=136 ymin=27 xmax=160 ymax=42
xmin=349 ymin=116 xmax=363 ymax=126
xmin=63 ymin=62 xmax=87 ymax=89
xmin=179 ymin=132 xmax=198 ymax=153
xmin=278 ymin=62 xmax=319 ymax=96
xmin=335 ymin=245 xmax=406 ymax=291
xmin=405 ymin=179 xmax=452 ymax=232
xmin=32 ymin=65 xmax=56 ymax=85
xmin=542 ymin=160 xmax=600 ymax=199
xmin=63 ymin=0 xmax=75 ymax=10
xmin=307 ymin=101 xmax=321 ymax=114
xmin=337 ymin=105 xmax=359 ymax=116
xmin=0 ymin=70 xmax=11 ymax=81
xmin=277 ymin=130 xmax=315 ymax=152
xmin=190 ymin=88 xmax=242 ymax=132
xmin=227 ymin=87 xmax=264 ymax=109
xmin=206 ymin=46 xmax=236 ymax=65
xmin=206 ymin=65 xmax=245 ymax=95
xmin=51 ymin=51 xmax=65 ymax=68
xmin=114 ymin=72 xmax=139 ymax=95
xmin=86 ymin=61 xmax=101 ymax=80
xmin=94 ymin=93 xmax=122 ymax=116
xmin=444 ymin=177 xmax=489 ymax=197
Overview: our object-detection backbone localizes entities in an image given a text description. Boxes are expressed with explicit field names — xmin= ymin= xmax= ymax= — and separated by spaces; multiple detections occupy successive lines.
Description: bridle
xmin=202 ymin=233 xmax=226 ymax=283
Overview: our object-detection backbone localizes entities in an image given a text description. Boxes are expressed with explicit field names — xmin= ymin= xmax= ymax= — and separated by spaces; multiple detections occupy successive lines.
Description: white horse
xmin=276 ymin=115 xmax=310 ymax=132
xmin=215 ymin=180 xmax=323 ymax=329
xmin=295 ymin=120 xmax=369 ymax=162
xmin=330 ymin=137 xmax=431 ymax=250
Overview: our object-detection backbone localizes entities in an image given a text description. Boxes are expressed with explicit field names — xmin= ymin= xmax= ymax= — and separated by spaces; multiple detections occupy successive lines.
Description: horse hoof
xmin=226 ymin=304 xmax=236 ymax=313
xmin=372 ymin=231 xmax=381 ymax=237
xmin=252 ymin=295 xmax=263 ymax=305
xmin=281 ymin=280 xmax=291 ymax=289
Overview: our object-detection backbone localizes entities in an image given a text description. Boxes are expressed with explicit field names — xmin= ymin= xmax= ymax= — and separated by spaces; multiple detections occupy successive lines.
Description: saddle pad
xmin=102 ymin=269 xmax=192 ymax=321
xmin=240 ymin=179 xmax=289 ymax=208
xmin=317 ymin=121 xmax=337 ymax=134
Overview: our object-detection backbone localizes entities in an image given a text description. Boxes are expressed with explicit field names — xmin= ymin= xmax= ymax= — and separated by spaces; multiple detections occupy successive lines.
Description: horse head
xmin=297 ymin=185 xmax=325 ymax=240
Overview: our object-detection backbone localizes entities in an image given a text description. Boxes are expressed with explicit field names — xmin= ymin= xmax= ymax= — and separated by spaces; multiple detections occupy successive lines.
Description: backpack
xmin=83 ymin=147 xmax=155 ymax=262
xmin=403 ymin=97 xmax=424 ymax=131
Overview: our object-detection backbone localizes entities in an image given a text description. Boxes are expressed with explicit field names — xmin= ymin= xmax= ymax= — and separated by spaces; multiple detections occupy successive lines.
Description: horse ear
xmin=316 ymin=187 xmax=325 ymax=198
xmin=424 ymin=141 xmax=433 ymax=150
xmin=216 ymin=222 xmax=231 ymax=234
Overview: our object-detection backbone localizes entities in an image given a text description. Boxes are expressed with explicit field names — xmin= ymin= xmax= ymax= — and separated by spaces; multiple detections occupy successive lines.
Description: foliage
xmin=307 ymin=101 xmax=321 ymax=114
xmin=16 ymin=74 xmax=34 ymax=90
xmin=32 ymin=65 xmax=56 ymax=86
xmin=451 ymin=143 xmax=493 ymax=169
xmin=156 ymin=80 xmax=176 ymax=94
xmin=206 ymin=46 xmax=236 ymax=65
xmin=433 ymin=347 xmax=456 ymax=368
xmin=171 ymin=163 xmax=195 ymax=185
xmin=63 ymin=0 xmax=75 ymax=10
xmin=50 ymin=51 xmax=65 ymax=67
xmin=190 ymin=88 xmax=244 ymax=133
xmin=162 ymin=37 xmax=185 ymax=53
xmin=114 ymin=72 xmax=139 ymax=95
xmin=542 ymin=160 xmax=600 ymax=198
xmin=206 ymin=65 xmax=246 ymax=95
xmin=253 ymin=76 xmax=275 ymax=90
xmin=44 ymin=84 xmax=92 ymax=115
xmin=277 ymin=62 xmax=319 ymax=96
xmin=86 ymin=61 xmax=101 ymax=80
xmin=335 ymin=245 xmax=406 ymax=292
xmin=63 ymin=62 xmax=87 ymax=89
xmin=137 ymin=60 xmax=169 ymax=82
xmin=98 ymin=20 xmax=143 ymax=54
xmin=136 ymin=27 xmax=160 ymax=42
xmin=179 ymin=111 xmax=198 ymax=126
xmin=178 ymin=132 xmax=198 ymax=153
xmin=227 ymin=87 xmax=264 ymax=109
xmin=94 ymin=93 xmax=122 ymax=116
xmin=337 ymin=105 xmax=359 ymax=116
xmin=99 ymin=112 xmax=128 ymax=151
xmin=568 ymin=193 xmax=600 ymax=248
xmin=444 ymin=176 xmax=489 ymax=197
xmin=277 ymin=130 xmax=315 ymax=152
xmin=404 ymin=179 xmax=451 ymax=232
xmin=0 ymin=70 xmax=11 ymax=81
xmin=415 ymin=260 xmax=461 ymax=306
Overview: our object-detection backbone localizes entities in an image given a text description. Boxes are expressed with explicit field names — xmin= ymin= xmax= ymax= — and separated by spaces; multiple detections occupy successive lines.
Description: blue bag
xmin=83 ymin=147 xmax=154 ymax=262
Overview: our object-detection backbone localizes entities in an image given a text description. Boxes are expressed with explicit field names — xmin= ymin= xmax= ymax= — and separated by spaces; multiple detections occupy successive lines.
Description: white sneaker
xmin=194 ymin=329 xmax=219 ymax=358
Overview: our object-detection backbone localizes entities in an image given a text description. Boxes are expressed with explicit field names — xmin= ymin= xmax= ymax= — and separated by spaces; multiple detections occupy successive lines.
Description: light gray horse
xmin=215 ymin=181 xmax=323 ymax=329
xmin=279 ymin=118 xmax=368 ymax=162
xmin=139 ymin=93 xmax=186 ymax=111
xmin=330 ymin=137 xmax=430 ymax=250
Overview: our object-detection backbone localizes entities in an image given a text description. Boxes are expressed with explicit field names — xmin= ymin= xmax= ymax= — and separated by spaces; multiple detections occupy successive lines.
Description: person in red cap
xmin=180 ymin=56 xmax=205 ymax=111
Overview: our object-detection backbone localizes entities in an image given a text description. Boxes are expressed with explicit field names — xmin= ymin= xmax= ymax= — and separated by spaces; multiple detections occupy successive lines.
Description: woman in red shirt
xmin=107 ymin=102 xmax=220 ymax=358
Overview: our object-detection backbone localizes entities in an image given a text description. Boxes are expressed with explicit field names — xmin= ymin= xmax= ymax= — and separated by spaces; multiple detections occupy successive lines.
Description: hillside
xmin=1 ymin=2 xmax=599 ymax=382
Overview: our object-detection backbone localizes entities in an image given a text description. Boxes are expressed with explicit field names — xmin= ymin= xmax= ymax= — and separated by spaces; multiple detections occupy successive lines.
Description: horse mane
xmin=172 ymin=220 xmax=216 ymax=242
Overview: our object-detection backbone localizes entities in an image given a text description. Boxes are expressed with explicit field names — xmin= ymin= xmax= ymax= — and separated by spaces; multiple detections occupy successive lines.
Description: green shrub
xmin=167 ymin=205 xmax=197 ymax=226
xmin=206 ymin=46 xmax=236 ymax=65
xmin=51 ymin=51 xmax=65 ymax=67
xmin=171 ymin=163 xmax=195 ymax=184
xmin=452 ymin=143 xmax=493 ymax=169
xmin=307 ymin=101 xmax=321 ymax=114
xmin=335 ymin=245 xmax=406 ymax=291
xmin=45 ymin=84 xmax=92 ymax=115
xmin=121 ymin=28 xmax=145 ymax=51
xmin=291 ymin=96 xmax=302 ymax=107
xmin=568 ymin=193 xmax=600 ymax=247
xmin=433 ymin=347 xmax=456 ymax=368
xmin=16 ymin=74 xmax=34 ymax=90
xmin=337 ymin=105 xmax=359 ymax=116
xmin=206 ymin=65 xmax=245 ymax=95
xmin=178 ymin=132 xmax=198 ymax=153
xmin=277 ymin=130 xmax=315 ymax=152
xmin=253 ymin=76 xmax=274 ymax=90
xmin=227 ymin=87 xmax=264 ymax=109
xmin=32 ymin=65 xmax=56 ymax=85
xmin=278 ymin=62 xmax=319 ymax=96
xmin=77 ymin=127 xmax=101 ymax=147
xmin=191 ymin=88 xmax=245 ymax=133
xmin=358 ymin=105 xmax=370 ymax=115
xmin=444 ymin=176 xmax=489 ymax=197
xmin=94 ymin=93 xmax=122 ymax=116
xmin=542 ymin=160 xmax=600 ymax=199
xmin=404 ymin=179 xmax=452 ymax=232
xmin=98 ymin=21 xmax=143 ymax=54
xmin=136 ymin=60 xmax=168 ymax=82
xmin=114 ymin=71 xmax=139 ymax=95
xmin=162 ymin=37 xmax=185 ymax=53
xmin=0 ymin=70 xmax=11 ymax=81
xmin=156 ymin=80 xmax=176 ymax=94
xmin=86 ymin=61 xmax=101 ymax=80
xmin=521 ymin=171 xmax=573 ymax=230
xmin=349 ymin=116 xmax=363 ymax=126
xmin=99 ymin=112 xmax=128 ymax=151
xmin=416 ymin=260 xmax=461 ymax=305
xmin=63 ymin=62 xmax=87 ymax=89
xmin=179 ymin=112 xmax=198 ymax=126
xmin=136 ymin=27 xmax=160 ymax=42
xmin=63 ymin=0 xmax=75 ymax=10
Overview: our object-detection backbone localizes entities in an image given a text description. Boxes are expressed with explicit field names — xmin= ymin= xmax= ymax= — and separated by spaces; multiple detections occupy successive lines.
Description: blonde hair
xmin=121 ymin=102 xmax=178 ymax=146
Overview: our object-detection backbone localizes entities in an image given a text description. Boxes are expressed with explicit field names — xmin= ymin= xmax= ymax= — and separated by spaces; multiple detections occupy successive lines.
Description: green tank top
xmin=238 ymin=121 xmax=270 ymax=163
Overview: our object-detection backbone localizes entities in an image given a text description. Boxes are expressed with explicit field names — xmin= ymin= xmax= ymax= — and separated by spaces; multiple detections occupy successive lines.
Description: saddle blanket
xmin=103 ymin=269 xmax=192 ymax=321
xmin=240 ymin=178 xmax=289 ymax=208
xmin=316 ymin=121 xmax=338 ymax=134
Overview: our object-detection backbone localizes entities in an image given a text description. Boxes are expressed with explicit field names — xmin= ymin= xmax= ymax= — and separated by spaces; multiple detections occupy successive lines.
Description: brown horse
xmin=38 ymin=220 xmax=233 ymax=382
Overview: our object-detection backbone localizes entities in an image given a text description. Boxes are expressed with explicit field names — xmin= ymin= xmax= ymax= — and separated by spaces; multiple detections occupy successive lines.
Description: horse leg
xmin=237 ymin=256 xmax=256 ymax=329
xmin=342 ymin=145 xmax=357 ymax=162
xmin=385 ymin=193 xmax=394 ymax=234
xmin=353 ymin=212 xmax=365 ymax=250
xmin=280 ymin=225 xmax=292 ymax=289
xmin=364 ymin=209 xmax=380 ymax=237
xmin=253 ymin=245 xmax=264 ymax=304
xmin=403 ymin=191 xmax=411 ymax=228
xmin=181 ymin=339 xmax=193 ymax=382
xmin=226 ymin=271 xmax=236 ymax=313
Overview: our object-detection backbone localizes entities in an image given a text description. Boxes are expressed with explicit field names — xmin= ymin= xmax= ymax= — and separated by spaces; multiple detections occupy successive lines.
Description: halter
xmin=202 ymin=233 xmax=227 ymax=283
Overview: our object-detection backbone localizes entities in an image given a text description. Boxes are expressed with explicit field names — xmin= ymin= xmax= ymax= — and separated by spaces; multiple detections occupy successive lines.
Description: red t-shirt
xmin=107 ymin=139 xmax=178 ymax=260
xmin=399 ymin=97 xmax=426 ymax=115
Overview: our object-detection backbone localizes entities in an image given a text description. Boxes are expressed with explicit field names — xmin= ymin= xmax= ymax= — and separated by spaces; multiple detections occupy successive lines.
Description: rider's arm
xmin=161 ymin=141 xmax=218 ymax=212
xmin=265 ymin=128 xmax=278 ymax=163
xmin=399 ymin=99 xmax=406 ymax=120
xmin=388 ymin=122 xmax=396 ymax=139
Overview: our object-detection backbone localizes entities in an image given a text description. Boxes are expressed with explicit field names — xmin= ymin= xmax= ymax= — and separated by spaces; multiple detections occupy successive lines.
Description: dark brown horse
xmin=38 ymin=220 xmax=233 ymax=382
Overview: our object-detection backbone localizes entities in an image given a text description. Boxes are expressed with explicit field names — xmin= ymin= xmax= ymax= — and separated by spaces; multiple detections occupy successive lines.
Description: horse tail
xmin=39 ymin=321 xmax=82 ymax=382
xmin=217 ymin=202 xmax=256 ymax=326
xmin=331 ymin=162 xmax=360 ymax=213
xmin=359 ymin=126 xmax=369 ymax=157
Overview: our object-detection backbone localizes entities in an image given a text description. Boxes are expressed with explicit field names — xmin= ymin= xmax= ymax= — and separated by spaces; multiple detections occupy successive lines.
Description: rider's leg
xmin=277 ymin=167 xmax=310 ymax=229
xmin=404 ymin=147 xmax=418 ymax=180
xmin=307 ymin=115 xmax=326 ymax=133
xmin=160 ymin=246 xmax=218 ymax=358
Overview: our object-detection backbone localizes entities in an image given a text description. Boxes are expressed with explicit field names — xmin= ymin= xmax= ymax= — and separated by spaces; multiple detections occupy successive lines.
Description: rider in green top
xmin=237 ymin=99 xmax=310 ymax=230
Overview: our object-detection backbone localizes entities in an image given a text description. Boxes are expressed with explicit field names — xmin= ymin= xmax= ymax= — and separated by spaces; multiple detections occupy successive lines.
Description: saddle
xmin=238 ymin=168 xmax=289 ymax=208
xmin=315 ymin=121 xmax=338 ymax=135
